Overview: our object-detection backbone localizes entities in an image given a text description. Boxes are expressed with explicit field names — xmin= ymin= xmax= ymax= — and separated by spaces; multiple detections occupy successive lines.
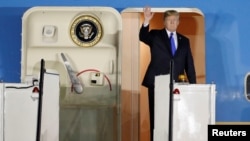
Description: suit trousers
xmin=148 ymin=88 xmax=155 ymax=141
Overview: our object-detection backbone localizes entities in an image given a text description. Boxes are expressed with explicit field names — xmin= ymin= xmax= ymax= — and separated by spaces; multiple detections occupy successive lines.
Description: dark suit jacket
xmin=139 ymin=24 xmax=196 ymax=88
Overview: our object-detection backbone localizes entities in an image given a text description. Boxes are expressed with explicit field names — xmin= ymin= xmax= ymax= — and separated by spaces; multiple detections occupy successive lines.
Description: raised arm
xmin=139 ymin=6 xmax=155 ymax=45
xmin=143 ymin=6 xmax=154 ymax=25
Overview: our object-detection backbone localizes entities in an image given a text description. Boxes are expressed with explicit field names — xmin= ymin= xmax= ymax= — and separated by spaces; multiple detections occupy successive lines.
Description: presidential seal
xmin=70 ymin=15 xmax=102 ymax=47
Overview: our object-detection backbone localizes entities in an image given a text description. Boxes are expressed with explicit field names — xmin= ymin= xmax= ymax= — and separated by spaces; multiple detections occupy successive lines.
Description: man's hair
xmin=163 ymin=10 xmax=179 ymax=20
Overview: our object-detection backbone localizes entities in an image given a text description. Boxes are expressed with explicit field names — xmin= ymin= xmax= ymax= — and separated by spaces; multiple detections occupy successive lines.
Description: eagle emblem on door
xmin=70 ymin=14 xmax=103 ymax=47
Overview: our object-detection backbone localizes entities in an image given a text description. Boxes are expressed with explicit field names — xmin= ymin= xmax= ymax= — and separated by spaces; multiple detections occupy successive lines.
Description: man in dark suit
xmin=139 ymin=6 xmax=196 ymax=141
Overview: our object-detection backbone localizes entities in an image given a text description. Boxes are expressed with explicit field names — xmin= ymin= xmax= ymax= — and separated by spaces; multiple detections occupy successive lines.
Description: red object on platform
xmin=173 ymin=88 xmax=180 ymax=94
xmin=32 ymin=87 xmax=39 ymax=93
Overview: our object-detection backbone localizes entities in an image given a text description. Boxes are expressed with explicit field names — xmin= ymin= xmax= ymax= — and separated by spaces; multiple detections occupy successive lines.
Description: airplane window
xmin=245 ymin=72 xmax=250 ymax=101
